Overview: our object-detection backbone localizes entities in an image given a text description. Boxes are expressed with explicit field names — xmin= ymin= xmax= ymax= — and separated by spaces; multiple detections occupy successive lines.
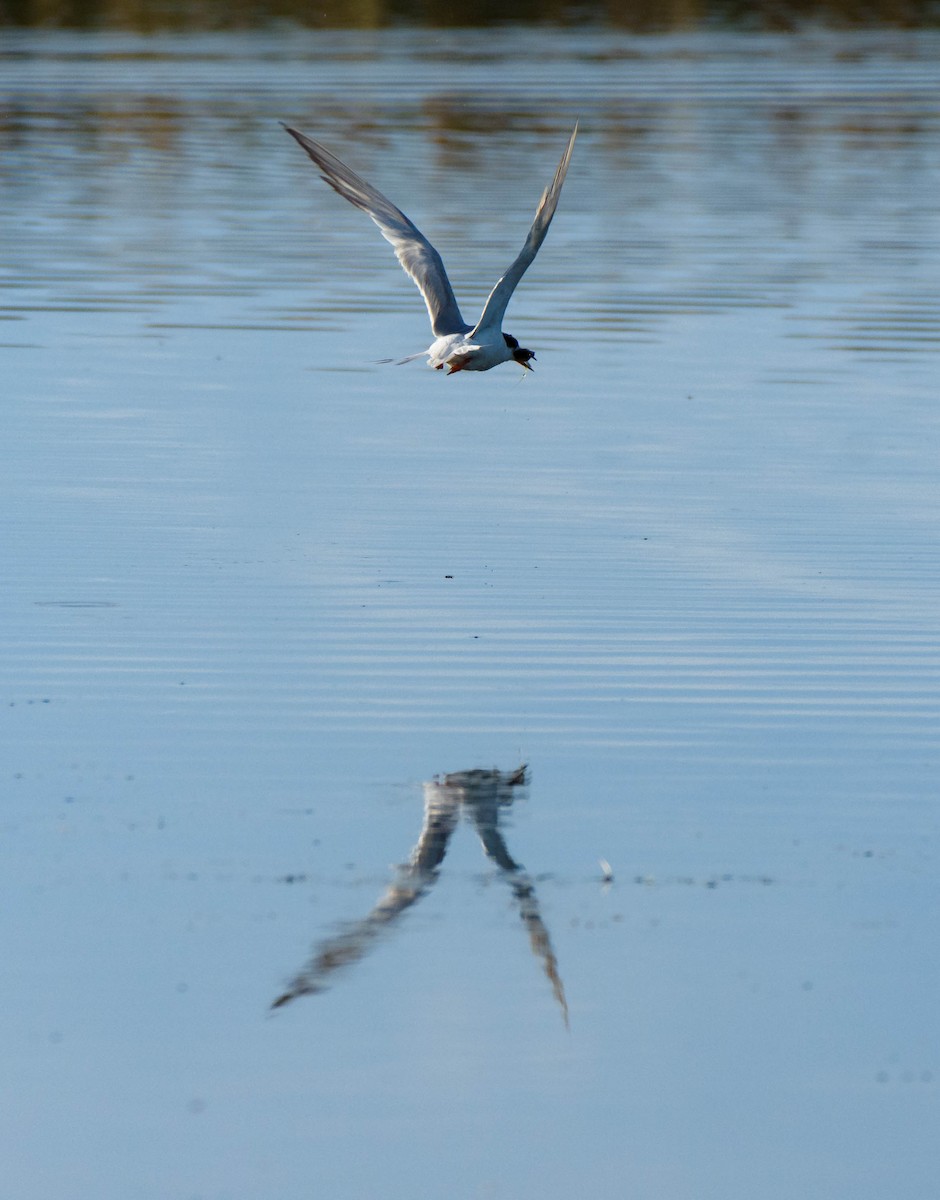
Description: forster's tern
xmin=283 ymin=123 xmax=577 ymax=374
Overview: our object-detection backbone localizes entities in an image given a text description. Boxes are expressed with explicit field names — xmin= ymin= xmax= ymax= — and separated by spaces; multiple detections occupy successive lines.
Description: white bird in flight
xmin=283 ymin=123 xmax=578 ymax=375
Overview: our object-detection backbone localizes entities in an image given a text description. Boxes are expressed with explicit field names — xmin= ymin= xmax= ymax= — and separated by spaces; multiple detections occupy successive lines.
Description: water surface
xmin=2 ymin=25 xmax=939 ymax=1200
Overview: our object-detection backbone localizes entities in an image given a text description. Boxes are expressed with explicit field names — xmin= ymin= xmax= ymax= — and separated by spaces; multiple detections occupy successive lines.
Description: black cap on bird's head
xmin=504 ymin=332 xmax=536 ymax=371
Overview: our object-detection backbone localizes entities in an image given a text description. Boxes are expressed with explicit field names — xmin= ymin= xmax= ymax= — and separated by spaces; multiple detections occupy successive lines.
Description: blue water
xmin=2 ymin=25 xmax=939 ymax=1200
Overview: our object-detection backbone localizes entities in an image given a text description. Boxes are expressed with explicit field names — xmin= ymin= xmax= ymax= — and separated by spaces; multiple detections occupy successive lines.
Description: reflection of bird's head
xmin=504 ymin=332 xmax=536 ymax=371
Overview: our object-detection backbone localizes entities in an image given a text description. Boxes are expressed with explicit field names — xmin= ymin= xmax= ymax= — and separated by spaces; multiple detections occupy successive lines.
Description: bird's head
xmin=504 ymin=333 xmax=536 ymax=371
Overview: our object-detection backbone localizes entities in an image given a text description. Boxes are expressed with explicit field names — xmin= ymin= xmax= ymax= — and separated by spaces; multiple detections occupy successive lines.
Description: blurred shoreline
xmin=2 ymin=0 xmax=939 ymax=34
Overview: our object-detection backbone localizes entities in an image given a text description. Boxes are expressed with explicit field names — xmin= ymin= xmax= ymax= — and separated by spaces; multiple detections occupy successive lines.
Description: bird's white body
xmin=425 ymin=332 xmax=513 ymax=374
xmin=284 ymin=123 xmax=578 ymax=375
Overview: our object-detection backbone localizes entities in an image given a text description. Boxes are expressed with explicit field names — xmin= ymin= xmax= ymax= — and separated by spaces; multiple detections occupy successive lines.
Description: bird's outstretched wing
xmin=471 ymin=125 xmax=578 ymax=340
xmin=283 ymin=125 xmax=472 ymax=338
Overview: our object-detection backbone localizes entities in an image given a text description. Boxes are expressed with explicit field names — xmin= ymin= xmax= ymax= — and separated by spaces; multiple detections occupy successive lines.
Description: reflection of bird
xmin=283 ymin=124 xmax=577 ymax=374
xmin=272 ymin=765 xmax=567 ymax=1026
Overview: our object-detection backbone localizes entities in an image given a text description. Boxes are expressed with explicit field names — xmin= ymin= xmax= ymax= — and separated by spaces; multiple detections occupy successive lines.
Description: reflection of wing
xmin=462 ymin=782 xmax=523 ymax=872
xmin=271 ymin=785 xmax=459 ymax=1009
xmin=509 ymin=875 xmax=569 ymax=1029
xmin=460 ymin=769 xmax=569 ymax=1028
xmin=409 ymin=782 xmax=461 ymax=873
